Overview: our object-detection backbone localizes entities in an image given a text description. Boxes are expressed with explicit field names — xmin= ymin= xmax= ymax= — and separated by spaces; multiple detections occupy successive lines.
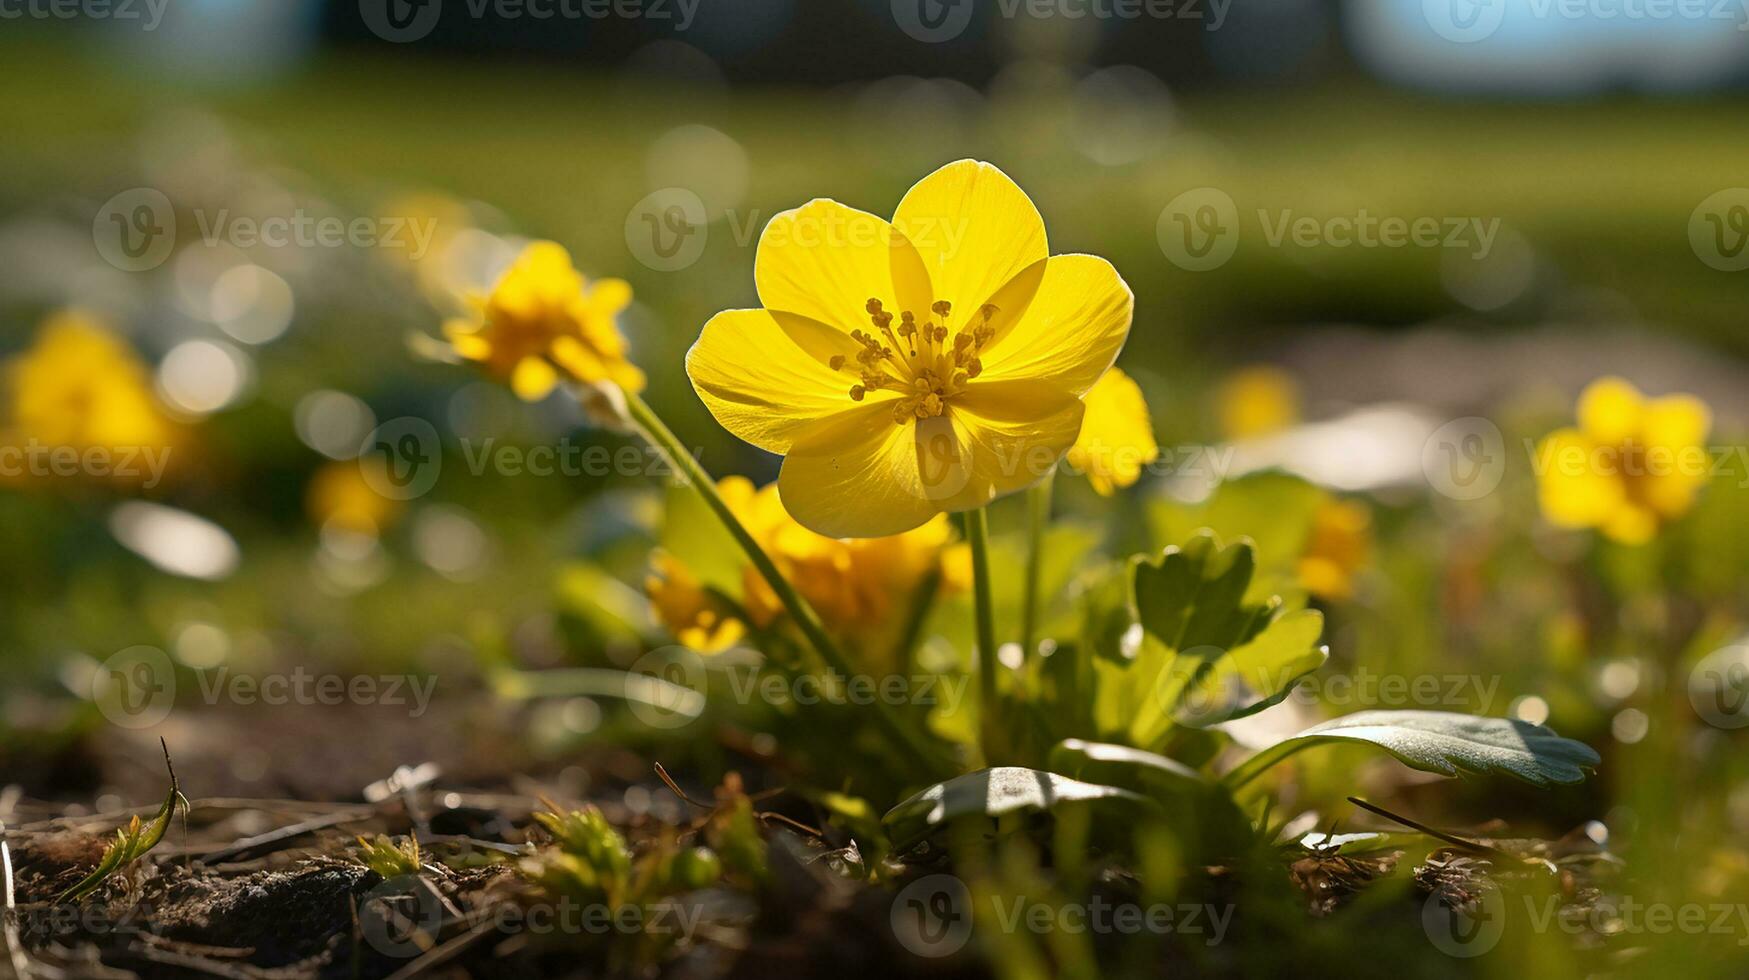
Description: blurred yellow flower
xmin=1535 ymin=377 xmax=1711 ymax=545
xmin=1 ymin=310 xmax=180 ymax=490
xmin=1297 ymin=497 xmax=1372 ymax=601
xmin=306 ymin=458 xmax=403 ymax=538
xmin=645 ymin=551 xmax=747 ymax=654
xmin=1066 ymin=366 xmax=1158 ymax=495
xmin=1216 ymin=365 xmax=1300 ymax=441
xmin=443 ymin=241 xmax=644 ymax=403
xmin=688 ymin=159 xmax=1132 ymax=538
xmin=647 ymin=476 xmax=964 ymax=654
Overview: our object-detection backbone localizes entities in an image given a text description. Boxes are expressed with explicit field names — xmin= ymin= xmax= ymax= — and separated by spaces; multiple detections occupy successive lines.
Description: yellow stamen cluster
xmin=827 ymin=298 xmax=998 ymax=424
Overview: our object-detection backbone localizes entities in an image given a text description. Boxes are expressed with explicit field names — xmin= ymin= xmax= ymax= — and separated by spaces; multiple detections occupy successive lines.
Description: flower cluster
xmin=0 ymin=310 xmax=182 ymax=489
xmin=442 ymin=241 xmax=644 ymax=407
xmin=1534 ymin=376 xmax=1710 ymax=545
xmin=646 ymin=476 xmax=968 ymax=656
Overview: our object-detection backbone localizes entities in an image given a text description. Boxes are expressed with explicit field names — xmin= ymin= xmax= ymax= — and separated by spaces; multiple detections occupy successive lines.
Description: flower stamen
xmin=840 ymin=299 xmax=1000 ymax=418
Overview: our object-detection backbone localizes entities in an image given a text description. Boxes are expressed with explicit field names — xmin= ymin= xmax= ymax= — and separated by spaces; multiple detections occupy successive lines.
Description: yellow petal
xmin=754 ymin=200 xmax=932 ymax=334
xmin=1535 ymin=429 xmax=1624 ymax=529
xmin=442 ymin=319 xmax=491 ymax=361
xmin=510 ymin=357 xmax=558 ymax=401
xmin=586 ymin=277 xmax=633 ymax=317
xmin=975 ymin=255 xmax=1133 ymax=397
xmin=778 ymin=404 xmax=942 ymax=538
xmin=1641 ymin=393 xmax=1710 ymax=449
xmin=1067 ymin=366 xmax=1158 ymax=496
xmin=1638 ymin=394 xmax=1710 ymax=519
xmin=493 ymin=241 xmax=584 ymax=319
xmin=1601 ymin=504 xmax=1657 ymax=545
xmin=892 ymin=160 xmax=1047 ymax=317
xmin=687 ymin=309 xmax=867 ymax=454
xmin=1577 ymin=377 xmax=1643 ymax=446
xmin=938 ymin=379 xmax=1087 ymax=512
xmin=1640 ymin=466 xmax=1707 ymax=520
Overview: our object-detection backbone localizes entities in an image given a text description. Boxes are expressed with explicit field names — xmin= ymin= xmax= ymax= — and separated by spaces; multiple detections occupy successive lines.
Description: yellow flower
xmin=1216 ymin=365 xmax=1300 ymax=440
xmin=648 ymin=476 xmax=963 ymax=653
xmin=687 ymin=160 xmax=1133 ymax=538
xmin=1297 ymin=497 xmax=1372 ymax=600
xmin=1 ymin=310 xmax=181 ymax=489
xmin=1066 ymin=366 xmax=1158 ymax=495
xmin=307 ymin=458 xmax=403 ymax=537
xmin=646 ymin=551 xmax=747 ymax=653
xmin=1534 ymin=377 xmax=1711 ymax=545
xmin=443 ymin=241 xmax=644 ymax=403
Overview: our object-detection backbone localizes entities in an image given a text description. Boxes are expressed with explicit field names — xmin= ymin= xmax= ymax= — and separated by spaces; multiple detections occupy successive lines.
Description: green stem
xmin=623 ymin=392 xmax=944 ymax=777
xmin=966 ymin=506 xmax=1000 ymax=762
xmin=1019 ymin=473 xmax=1054 ymax=658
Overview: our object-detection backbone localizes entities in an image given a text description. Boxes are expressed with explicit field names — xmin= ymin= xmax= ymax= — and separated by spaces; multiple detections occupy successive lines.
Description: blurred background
xmin=2 ymin=1 xmax=1749 ymax=969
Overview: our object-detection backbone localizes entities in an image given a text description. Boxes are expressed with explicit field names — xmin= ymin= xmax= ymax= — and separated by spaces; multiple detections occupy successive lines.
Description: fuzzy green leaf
xmin=883 ymin=767 xmax=1157 ymax=853
xmin=1225 ymin=710 xmax=1602 ymax=789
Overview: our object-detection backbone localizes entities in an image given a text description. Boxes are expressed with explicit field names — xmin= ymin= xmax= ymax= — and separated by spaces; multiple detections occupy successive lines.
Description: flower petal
xmin=687 ymin=309 xmax=867 ymax=455
xmin=1535 ymin=428 xmax=1624 ymax=529
xmin=778 ymin=404 xmax=943 ymax=538
xmin=510 ymin=357 xmax=557 ymax=401
xmin=935 ymin=379 xmax=1087 ymax=512
xmin=585 ymin=277 xmax=633 ymax=317
xmin=1067 ymin=366 xmax=1158 ymax=496
xmin=976 ymin=254 xmax=1133 ymax=396
xmin=755 ymin=199 xmax=932 ymax=334
xmin=892 ymin=160 xmax=1047 ymax=317
xmin=1577 ymin=377 xmax=1643 ymax=446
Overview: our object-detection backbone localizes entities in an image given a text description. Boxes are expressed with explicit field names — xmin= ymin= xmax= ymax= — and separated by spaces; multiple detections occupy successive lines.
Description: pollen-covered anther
xmin=850 ymin=385 xmax=867 ymax=401
xmin=828 ymin=355 xmax=846 ymax=371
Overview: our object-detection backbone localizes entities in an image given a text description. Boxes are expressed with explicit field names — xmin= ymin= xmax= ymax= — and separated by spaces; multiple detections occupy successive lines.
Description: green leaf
xmin=1171 ymin=608 xmax=1329 ymax=728
xmin=1133 ymin=532 xmax=1267 ymax=653
xmin=1146 ymin=472 xmax=1328 ymax=603
xmin=1084 ymin=533 xmax=1327 ymax=748
xmin=1224 ymin=710 xmax=1602 ymax=790
xmin=1045 ymin=739 xmax=1206 ymax=798
xmin=882 ymin=767 xmax=1157 ymax=853
xmin=1045 ymin=740 xmax=1260 ymax=859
